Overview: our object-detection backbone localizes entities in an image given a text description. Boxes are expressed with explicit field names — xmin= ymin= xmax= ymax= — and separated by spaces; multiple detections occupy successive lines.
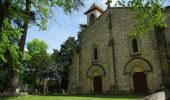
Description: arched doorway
xmin=124 ymin=58 xmax=152 ymax=94
xmin=87 ymin=64 xmax=105 ymax=94
xmin=93 ymin=76 xmax=102 ymax=94
xmin=133 ymin=72 xmax=147 ymax=93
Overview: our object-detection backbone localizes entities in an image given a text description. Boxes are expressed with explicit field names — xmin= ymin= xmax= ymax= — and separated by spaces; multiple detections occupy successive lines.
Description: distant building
xmin=68 ymin=3 xmax=170 ymax=94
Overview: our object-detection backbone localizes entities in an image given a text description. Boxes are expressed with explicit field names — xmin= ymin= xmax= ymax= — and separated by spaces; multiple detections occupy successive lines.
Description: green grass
xmin=0 ymin=95 xmax=143 ymax=100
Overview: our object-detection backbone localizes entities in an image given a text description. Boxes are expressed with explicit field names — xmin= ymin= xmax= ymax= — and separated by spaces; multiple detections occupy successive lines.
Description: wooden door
xmin=133 ymin=72 xmax=147 ymax=93
xmin=93 ymin=76 xmax=102 ymax=94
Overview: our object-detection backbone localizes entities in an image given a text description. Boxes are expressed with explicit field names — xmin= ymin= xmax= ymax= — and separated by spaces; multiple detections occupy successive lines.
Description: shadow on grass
xmin=0 ymin=94 xmax=144 ymax=100
xmin=0 ymin=96 xmax=18 ymax=100
xmin=42 ymin=93 xmax=144 ymax=99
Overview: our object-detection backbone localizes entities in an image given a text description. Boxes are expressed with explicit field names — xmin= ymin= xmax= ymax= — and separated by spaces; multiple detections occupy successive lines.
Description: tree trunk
xmin=18 ymin=0 xmax=31 ymax=56
xmin=0 ymin=0 xmax=32 ymax=95
xmin=34 ymin=72 xmax=37 ymax=94
xmin=19 ymin=23 xmax=29 ymax=56
xmin=0 ymin=1 xmax=19 ymax=95
xmin=4 ymin=50 xmax=19 ymax=95
xmin=43 ymin=78 xmax=47 ymax=93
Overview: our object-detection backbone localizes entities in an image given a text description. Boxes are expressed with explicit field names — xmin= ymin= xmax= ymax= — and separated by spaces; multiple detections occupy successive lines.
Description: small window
xmin=93 ymin=48 xmax=98 ymax=60
xmin=132 ymin=38 xmax=138 ymax=53
xmin=89 ymin=13 xmax=95 ymax=24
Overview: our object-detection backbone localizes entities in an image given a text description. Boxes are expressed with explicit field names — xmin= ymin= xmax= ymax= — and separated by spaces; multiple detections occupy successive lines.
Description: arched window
xmin=93 ymin=48 xmax=98 ymax=60
xmin=132 ymin=38 xmax=138 ymax=53
xmin=89 ymin=13 xmax=95 ymax=24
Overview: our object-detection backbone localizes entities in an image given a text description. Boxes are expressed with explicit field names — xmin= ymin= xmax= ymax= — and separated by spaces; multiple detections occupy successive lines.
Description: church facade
xmin=68 ymin=4 xmax=170 ymax=94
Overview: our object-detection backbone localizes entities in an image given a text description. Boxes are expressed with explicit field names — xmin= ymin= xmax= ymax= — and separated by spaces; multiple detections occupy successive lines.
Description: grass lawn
xmin=0 ymin=95 xmax=143 ymax=100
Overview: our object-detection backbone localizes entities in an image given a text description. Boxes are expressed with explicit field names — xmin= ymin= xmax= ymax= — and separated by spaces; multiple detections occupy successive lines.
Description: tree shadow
xmin=0 ymin=96 xmax=18 ymax=100
xmin=42 ymin=93 xmax=144 ymax=99
xmin=0 ymin=93 xmax=144 ymax=100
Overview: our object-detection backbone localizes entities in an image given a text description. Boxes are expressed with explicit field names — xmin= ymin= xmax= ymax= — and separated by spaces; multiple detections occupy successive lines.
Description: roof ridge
xmin=84 ymin=3 xmax=105 ymax=14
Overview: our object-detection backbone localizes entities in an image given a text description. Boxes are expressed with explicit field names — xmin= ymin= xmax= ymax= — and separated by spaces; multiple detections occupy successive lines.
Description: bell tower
xmin=84 ymin=3 xmax=104 ymax=26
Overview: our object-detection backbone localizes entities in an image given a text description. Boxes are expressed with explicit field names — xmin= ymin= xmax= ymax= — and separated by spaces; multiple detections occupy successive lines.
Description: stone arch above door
xmin=87 ymin=64 xmax=105 ymax=77
xmin=124 ymin=57 xmax=153 ymax=74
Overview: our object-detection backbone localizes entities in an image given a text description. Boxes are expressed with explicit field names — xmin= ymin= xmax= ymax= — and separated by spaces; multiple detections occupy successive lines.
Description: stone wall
xmin=79 ymin=9 xmax=113 ymax=93
xmin=69 ymin=7 xmax=170 ymax=94
xmin=68 ymin=52 xmax=80 ymax=94
xmin=164 ymin=9 xmax=170 ymax=83
xmin=110 ymin=8 xmax=163 ymax=93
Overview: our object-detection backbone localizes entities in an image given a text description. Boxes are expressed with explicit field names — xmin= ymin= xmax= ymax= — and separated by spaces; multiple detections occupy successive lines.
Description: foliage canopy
xmin=117 ymin=0 xmax=168 ymax=36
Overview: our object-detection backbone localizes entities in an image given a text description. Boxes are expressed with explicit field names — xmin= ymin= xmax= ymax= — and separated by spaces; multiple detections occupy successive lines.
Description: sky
xmin=27 ymin=0 xmax=118 ymax=53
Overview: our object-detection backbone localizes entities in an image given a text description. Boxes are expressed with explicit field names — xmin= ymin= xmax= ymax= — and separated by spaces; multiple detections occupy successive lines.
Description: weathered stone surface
xmin=68 ymin=4 xmax=170 ymax=94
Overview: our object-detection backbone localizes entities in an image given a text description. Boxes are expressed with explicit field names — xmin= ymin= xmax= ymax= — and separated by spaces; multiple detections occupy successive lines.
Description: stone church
xmin=68 ymin=3 xmax=170 ymax=94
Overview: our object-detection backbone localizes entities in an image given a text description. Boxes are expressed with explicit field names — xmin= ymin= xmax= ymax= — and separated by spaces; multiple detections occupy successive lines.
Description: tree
xmin=0 ymin=0 xmax=84 ymax=94
xmin=52 ymin=37 xmax=76 ymax=91
xmin=0 ymin=18 xmax=22 ymax=93
xmin=23 ymin=39 xmax=50 ymax=93
xmin=27 ymin=39 xmax=48 ymax=55
xmin=117 ymin=0 xmax=168 ymax=36
xmin=79 ymin=24 xmax=87 ymax=33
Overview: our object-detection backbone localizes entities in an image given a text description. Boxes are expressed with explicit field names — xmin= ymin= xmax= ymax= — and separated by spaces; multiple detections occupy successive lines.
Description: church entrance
xmin=93 ymin=76 xmax=102 ymax=94
xmin=133 ymin=72 xmax=147 ymax=93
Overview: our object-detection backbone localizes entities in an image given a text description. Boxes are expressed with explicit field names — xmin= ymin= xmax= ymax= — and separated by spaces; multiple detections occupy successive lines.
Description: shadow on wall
xmin=166 ymin=90 xmax=170 ymax=100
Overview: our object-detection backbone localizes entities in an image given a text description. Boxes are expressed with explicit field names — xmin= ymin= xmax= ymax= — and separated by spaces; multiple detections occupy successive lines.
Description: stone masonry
xmin=68 ymin=4 xmax=170 ymax=94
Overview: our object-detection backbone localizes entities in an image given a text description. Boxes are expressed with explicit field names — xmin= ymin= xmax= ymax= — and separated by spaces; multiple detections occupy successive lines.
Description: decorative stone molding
xmin=87 ymin=64 xmax=105 ymax=77
xmin=124 ymin=57 xmax=153 ymax=74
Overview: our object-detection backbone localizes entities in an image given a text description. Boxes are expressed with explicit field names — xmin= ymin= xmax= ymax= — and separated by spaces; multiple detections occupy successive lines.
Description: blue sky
xmin=27 ymin=0 xmax=118 ymax=53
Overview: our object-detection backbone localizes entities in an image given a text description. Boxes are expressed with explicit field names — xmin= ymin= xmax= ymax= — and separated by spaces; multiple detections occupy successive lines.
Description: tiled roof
xmin=84 ymin=3 xmax=104 ymax=14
